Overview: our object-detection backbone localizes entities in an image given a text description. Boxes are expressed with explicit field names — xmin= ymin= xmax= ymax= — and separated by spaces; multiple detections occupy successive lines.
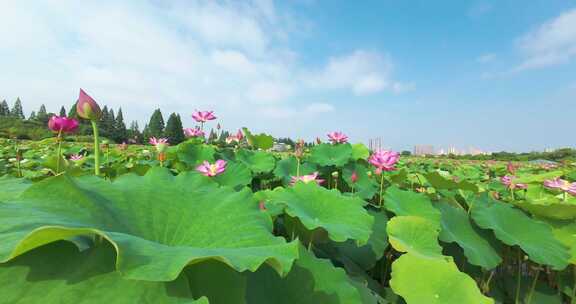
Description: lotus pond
xmin=1 ymin=128 xmax=576 ymax=303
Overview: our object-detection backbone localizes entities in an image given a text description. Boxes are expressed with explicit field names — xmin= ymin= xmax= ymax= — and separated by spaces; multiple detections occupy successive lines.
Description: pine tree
xmin=11 ymin=98 xmax=25 ymax=120
xmin=0 ymin=100 xmax=9 ymax=116
xmin=165 ymin=113 xmax=185 ymax=145
xmin=147 ymin=109 xmax=165 ymax=138
xmin=59 ymin=106 xmax=66 ymax=117
xmin=113 ymin=108 xmax=128 ymax=143
xmin=37 ymin=104 xmax=48 ymax=123
xmin=127 ymin=120 xmax=141 ymax=143
xmin=29 ymin=111 xmax=36 ymax=120
xmin=68 ymin=102 xmax=78 ymax=118
xmin=142 ymin=123 xmax=151 ymax=142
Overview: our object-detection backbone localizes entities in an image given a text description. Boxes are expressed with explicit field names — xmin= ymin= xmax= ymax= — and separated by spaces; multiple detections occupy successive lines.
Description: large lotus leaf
xmin=213 ymin=161 xmax=252 ymax=188
xmin=343 ymin=162 xmax=378 ymax=200
xmin=436 ymin=202 xmax=502 ymax=269
xmin=514 ymin=170 xmax=565 ymax=184
xmin=273 ymin=156 xmax=317 ymax=185
xmin=177 ymin=143 xmax=216 ymax=167
xmin=471 ymin=194 xmax=570 ymax=270
xmin=185 ymin=260 xmax=246 ymax=304
xmin=351 ymin=144 xmax=370 ymax=160
xmin=235 ymin=149 xmax=276 ymax=174
xmin=390 ymin=253 xmax=493 ymax=304
xmin=0 ymin=167 xmax=299 ymax=281
xmin=515 ymin=185 xmax=576 ymax=220
xmin=0 ymin=175 xmax=31 ymax=202
xmin=329 ymin=210 xmax=389 ymax=270
xmin=384 ymin=186 xmax=441 ymax=227
xmin=543 ymin=218 xmax=576 ymax=264
xmin=241 ymin=128 xmax=274 ymax=150
xmin=246 ymin=244 xmax=369 ymax=304
xmin=387 ymin=216 xmax=443 ymax=258
xmin=0 ymin=241 xmax=208 ymax=304
xmin=267 ymin=182 xmax=373 ymax=245
xmin=308 ymin=143 xmax=352 ymax=167
xmin=425 ymin=171 xmax=478 ymax=193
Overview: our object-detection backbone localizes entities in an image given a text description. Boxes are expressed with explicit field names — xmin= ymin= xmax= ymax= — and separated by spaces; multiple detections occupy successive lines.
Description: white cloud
xmin=0 ymin=0 xmax=410 ymax=140
xmin=515 ymin=8 xmax=576 ymax=70
xmin=305 ymin=50 xmax=410 ymax=96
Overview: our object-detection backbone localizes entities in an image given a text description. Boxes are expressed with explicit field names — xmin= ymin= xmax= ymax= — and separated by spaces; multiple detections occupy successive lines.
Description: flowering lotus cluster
xmin=48 ymin=116 xmax=79 ymax=134
xmin=192 ymin=111 xmax=216 ymax=123
xmin=69 ymin=154 xmax=84 ymax=161
xmin=500 ymin=175 xmax=527 ymax=190
xmin=183 ymin=127 xmax=205 ymax=138
xmin=544 ymin=178 xmax=576 ymax=196
xmin=327 ymin=131 xmax=348 ymax=144
xmin=369 ymin=150 xmax=400 ymax=174
xmin=226 ymin=129 xmax=244 ymax=144
xmin=196 ymin=160 xmax=227 ymax=177
xmin=290 ymin=172 xmax=324 ymax=186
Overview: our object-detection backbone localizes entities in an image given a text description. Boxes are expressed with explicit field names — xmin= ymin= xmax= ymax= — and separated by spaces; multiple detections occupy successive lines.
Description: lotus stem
xmin=14 ymin=140 xmax=22 ymax=178
xmin=571 ymin=265 xmax=576 ymax=304
xmin=379 ymin=173 xmax=385 ymax=207
xmin=296 ymin=158 xmax=300 ymax=177
xmin=56 ymin=131 xmax=62 ymax=175
xmin=515 ymin=250 xmax=522 ymax=304
xmin=511 ymin=189 xmax=515 ymax=201
xmin=564 ymin=192 xmax=568 ymax=202
xmin=91 ymin=120 xmax=101 ymax=176
xmin=526 ymin=267 xmax=540 ymax=304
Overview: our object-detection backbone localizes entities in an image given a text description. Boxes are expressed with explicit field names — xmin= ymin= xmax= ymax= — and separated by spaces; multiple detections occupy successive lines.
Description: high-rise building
xmin=413 ymin=145 xmax=435 ymax=156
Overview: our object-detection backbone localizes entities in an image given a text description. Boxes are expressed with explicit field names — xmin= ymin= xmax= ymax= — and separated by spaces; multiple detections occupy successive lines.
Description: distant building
xmin=414 ymin=145 xmax=435 ymax=156
xmin=272 ymin=143 xmax=289 ymax=152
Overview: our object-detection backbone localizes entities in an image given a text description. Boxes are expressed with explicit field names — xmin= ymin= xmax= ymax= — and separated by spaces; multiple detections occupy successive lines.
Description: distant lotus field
xmin=1 ymin=90 xmax=576 ymax=304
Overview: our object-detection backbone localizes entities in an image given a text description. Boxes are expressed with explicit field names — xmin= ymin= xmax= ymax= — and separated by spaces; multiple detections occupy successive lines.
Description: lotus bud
xmin=77 ymin=89 xmax=102 ymax=121
xmin=331 ymin=171 xmax=339 ymax=178
xmin=367 ymin=171 xmax=373 ymax=177
xmin=351 ymin=171 xmax=358 ymax=183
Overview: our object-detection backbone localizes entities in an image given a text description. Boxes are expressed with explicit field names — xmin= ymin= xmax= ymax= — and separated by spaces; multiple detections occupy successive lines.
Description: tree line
xmin=0 ymin=98 xmax=198 ymax=145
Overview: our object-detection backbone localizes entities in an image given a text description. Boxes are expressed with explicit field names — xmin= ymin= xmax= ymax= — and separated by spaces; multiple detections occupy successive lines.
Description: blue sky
xmin=1 ymin=1 xmax=575 ymax=152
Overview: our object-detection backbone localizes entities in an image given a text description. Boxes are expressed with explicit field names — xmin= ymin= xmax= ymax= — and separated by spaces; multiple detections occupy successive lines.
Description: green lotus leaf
xmin=308 ymin=143 xmax=352 ymax=167
xmin=390 ymin=253 xmax=494 ymax=304
xmin=0 ymin=167 xmax=299 ymax=281
xmin=267 ymin=182 xmax=373 ymax=245
xmin=436 ymin=202 xmax=502 ymax=269
xmin=213 ymin=161 xmax=252 ymax=189
xmin=235 ymin=149 xmax=276 ymax=174
xmin=330 ymin=210 xmax=389 ymax=270
xmin=177 ymin=143 xmax=216 ymax=167
xmin=273 ymin=156 xmax=317 ymax=185
xmin=0 ymin=175 xmax=31 ymax=202
xmin=384 ymin=186 xmax=441 ymax=227
xmin=0 ymin=241 xmax=208 ymax=304
xmin=242 ymin=128 xmax=274 ymax=150
xmin=544 ymin=218 xmax=576 ymax=264
xmin=471 ymin=194 xmax=570 ymax=270
xmin=246 ymin=244 xmax=369 ymax=304
xmin=514 ymin=170 xmax=565 ymax=184
xmin=185 ymin=260 xmax=246 ymax=304
xmin=515 ymin=185 xmax=576 ymax=220
xmin=343 ymin=162 xmax=378 ymax=200
xmin=425 ymin=171 xmax=478 ymax=193
xmin=351 ymin=144 xmax=370 ymax=160
xmin=387 ymin=216 xmax=443 ymax=258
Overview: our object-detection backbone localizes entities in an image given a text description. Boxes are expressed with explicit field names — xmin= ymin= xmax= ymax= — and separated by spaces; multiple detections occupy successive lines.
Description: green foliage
xmin=10 ymin=98 xmax=25 ymax=120
xmin=165 ymin=113 xmax=186 ymax=145
xmin=148 ymin=108 xmax=165 ymax=138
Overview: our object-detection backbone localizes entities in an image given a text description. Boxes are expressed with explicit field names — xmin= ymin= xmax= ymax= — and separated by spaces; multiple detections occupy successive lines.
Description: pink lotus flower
xmin=290 ymin=172 xmax=324 ymax=186
xmin=69 ymin=154 xmax=84 ymax=161
xmin=500 ymin=175 xmax=527 ymax=190
xmin=369 ymin=150 xmax=400 ymax=173
xmin=149 ymin=137 xmax=169 ymax=153
xmin=183 ymin=127 xmax=205 ymax=138
xmin=351 ymin=171 xmax=358 ymax=183
xmin=196 ymin=160 xmax=227 ymax=177
xmin=76 ymin=89 xmax=102 ymax=121
xmin=192 ymin=110 xmax=216 ymax=123
xmin=506 ymin=162 xmax=518 ymax=175
xmin=48 ymin=116 xmax=79 ymax=133
xmin=327 ymin=131 xmax=348 ymax=144
xmin=226 ymin=129 xmax=245 ymax=144
xmin=544 ymin=178 xmax=576 ymax=196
